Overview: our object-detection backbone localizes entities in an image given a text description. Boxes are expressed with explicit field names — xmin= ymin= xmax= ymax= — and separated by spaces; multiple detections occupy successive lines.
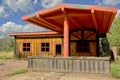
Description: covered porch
xmin=22 ymin=4 xmax=117 ymax=57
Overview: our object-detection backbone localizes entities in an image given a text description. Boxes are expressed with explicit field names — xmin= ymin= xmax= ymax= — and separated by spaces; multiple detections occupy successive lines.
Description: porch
xmin=22 ymin=4 xmax=117 ymax=57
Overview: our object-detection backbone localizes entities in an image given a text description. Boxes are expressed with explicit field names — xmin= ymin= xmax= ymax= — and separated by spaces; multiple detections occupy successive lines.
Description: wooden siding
xmin=89 ymin=42 xmax=96 ymax=56
xmin=14 ymin=33 xmax=97 ymax=58
xmin=28 ymin=56 xmax=110 ymax=74
xmin=15 ymin=36 xmax=63 ymax=58
xmin=70 ymin=42 xmax=96 ymax=56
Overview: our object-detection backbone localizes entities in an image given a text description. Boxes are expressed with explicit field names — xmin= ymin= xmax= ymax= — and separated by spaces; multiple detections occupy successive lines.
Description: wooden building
xmin=10 ymin=32 xmax=62 ymax=58
xmin=10 ymin=30 xmax=97 ymax=58
xmin=10 ymin=4 xmax=117 ymax=58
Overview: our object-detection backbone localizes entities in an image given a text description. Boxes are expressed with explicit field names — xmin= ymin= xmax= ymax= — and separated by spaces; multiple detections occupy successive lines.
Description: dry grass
xmin=0 ymin=51 xmax=14 ymax=60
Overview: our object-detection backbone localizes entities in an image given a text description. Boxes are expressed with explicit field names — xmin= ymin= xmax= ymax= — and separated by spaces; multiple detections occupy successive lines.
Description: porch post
xmin=64 ymin=16 xmax=69 ymax=57
xmin=96 ymin=32 xmax=100 ymax=56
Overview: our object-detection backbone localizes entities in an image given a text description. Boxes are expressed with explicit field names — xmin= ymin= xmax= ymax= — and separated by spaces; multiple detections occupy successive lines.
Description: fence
xmin=28 ymin=56 xmax=110 ymax=74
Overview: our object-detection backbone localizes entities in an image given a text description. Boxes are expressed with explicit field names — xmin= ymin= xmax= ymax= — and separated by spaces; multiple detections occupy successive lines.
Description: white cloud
xmin=34 ymin=0 xmax=38 ymax=4
xmin=94 ymin=0 xmax=102 ymax=5
xmin=0 ymin=0 xmax=36 ymax=18
xmin=22 ymin=24 xmax=48 ymax=32
xmin=41 ymin=0 xmax=63 ymax=8
xmin=0 ymin=22 xmax=48 ymax=36
xmin=116 ymin=9 xmax=120 ymax=17
xmin=102 ymin=0 xmax=120 ymax=6
xmin=0 ymin=6 xmax=9 ymax=18
xmin=95 ymin=0 xmax=120 ymax=6
xmin=2 ymin=0 xmax=33 ymax=12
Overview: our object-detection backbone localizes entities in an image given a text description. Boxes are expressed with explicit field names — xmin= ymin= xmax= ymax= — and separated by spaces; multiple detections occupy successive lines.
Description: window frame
xmin=22 ymin=43 xmax=31 ymax=52
xmin=41 ymin=43 xmax=50 ymax=52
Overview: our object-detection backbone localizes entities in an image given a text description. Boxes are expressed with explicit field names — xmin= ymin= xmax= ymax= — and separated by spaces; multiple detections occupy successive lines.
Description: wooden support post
xmin=14 ymin=36 xmax=17 ymax=58
xmin=96 ymin=32 xmax=100 ymax=56
xmin=64 ymin=16 xmax=69 ymax=57
xmin=69 ymin=32 xmax=71 ymax=56
xmin=81 ymin=30 xmax=84 ymax=41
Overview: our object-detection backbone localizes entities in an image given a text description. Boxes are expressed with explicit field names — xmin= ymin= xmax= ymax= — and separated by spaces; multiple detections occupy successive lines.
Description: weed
xmin=8 ymin=68 xmax=28 ymax=76
xmin=111 ymin=56 xmax=120 ymax=79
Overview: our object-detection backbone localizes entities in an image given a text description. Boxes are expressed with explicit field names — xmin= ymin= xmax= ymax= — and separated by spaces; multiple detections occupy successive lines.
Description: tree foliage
xmin=101 ymin=38 xmax=111 ymax=55
xmin=107 ymin=15 xmax=120 ymax=54
xmin=0 ymin=36 xmax=14 ymax=51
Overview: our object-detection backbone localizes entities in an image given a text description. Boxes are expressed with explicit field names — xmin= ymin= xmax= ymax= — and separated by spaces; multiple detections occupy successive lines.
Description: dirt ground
xmin=0 ymin=59 xmax=27 ymax=79
xmin=0 ymin=59 xmax=118 ymax=80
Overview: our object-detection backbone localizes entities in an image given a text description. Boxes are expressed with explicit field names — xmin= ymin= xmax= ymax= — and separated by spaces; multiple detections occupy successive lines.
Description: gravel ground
xmin=2 ymin=72 xmax=115 ymax=80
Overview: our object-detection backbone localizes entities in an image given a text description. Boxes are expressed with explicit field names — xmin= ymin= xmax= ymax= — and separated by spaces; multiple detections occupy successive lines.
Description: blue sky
xmin=0 ymin=0 xmax=120 ymax=37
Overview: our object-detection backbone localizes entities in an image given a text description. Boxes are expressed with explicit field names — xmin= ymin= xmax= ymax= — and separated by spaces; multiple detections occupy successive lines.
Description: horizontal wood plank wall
xmin=15 ymin=37 xmax=63 ymax=58
xmin=28 ymin=56 xmax=110 ymax=74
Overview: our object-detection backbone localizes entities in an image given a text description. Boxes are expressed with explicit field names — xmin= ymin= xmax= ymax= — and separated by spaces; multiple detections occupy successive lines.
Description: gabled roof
xmin=22 ymin=4 xmax=117 ymax=34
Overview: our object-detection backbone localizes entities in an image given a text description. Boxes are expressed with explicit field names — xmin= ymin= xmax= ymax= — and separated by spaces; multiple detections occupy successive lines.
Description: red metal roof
xmin=22 ymin=4 xmax=117 ymax=34
xmin=9 ymin=31 xmax=60 ymax=36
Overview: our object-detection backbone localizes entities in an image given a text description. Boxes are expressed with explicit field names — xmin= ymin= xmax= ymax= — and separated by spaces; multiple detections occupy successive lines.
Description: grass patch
xmin=8 ymin=68 xmax=28 ymax=76
xmin=111 ymin=56 xmax=120 ymax=79
xmin=0 ymin=51 xmax=14 ymax=60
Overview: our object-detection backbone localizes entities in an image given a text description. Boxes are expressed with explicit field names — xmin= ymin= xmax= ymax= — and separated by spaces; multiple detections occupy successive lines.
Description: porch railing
xmin=28 ymin=56 xmax=110 ymax=74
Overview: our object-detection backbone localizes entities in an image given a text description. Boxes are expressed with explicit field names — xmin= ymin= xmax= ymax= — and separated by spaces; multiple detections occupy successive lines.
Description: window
xmin=76 ymin=41 xmax=89 ymax=52
xmin=23 ymin=43 xmax=31 ymax=52
xmin=41 ymin=43 xmax=49 ymax=52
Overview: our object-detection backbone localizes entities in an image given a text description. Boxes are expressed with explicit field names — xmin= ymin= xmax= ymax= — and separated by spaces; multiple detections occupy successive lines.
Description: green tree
xmin=107 ymin=15 xmax=120 ymax=54
xmin=0 ymin=36 xmax=14 ymax=51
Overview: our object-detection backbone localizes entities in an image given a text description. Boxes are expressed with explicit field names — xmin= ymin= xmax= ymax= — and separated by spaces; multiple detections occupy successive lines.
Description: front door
xmin=56 ymin=44 xmax=61 ymax=56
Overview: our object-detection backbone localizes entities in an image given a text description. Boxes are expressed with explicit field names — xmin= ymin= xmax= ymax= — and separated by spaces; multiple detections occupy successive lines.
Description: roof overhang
xmin=9 ymin=32 xmax=60 ymax=36
xmin=22 ymin=4 xmax=117 ymax=34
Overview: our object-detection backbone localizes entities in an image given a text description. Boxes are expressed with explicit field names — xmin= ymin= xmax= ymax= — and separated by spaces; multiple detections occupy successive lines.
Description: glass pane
xmin=27 ymin=43 xmax=30 ymax=47
xmin=77 ymin=42 xmax=82 ymax=47
xmin=46 ymin=43 xmax=49 ymax=47
xmin=84 ymin=42 xmax=88 ymax=46
xmin=23 ymin=43 xmax=26 ymax=47
xmin=79 ymin=48 xmax=83 ymax=51
xmin=27 ymin=48 xmax=30 ymax=51
xmin=84 ymin=48 xmax=89 ymax=52
xmin=46 ymin=48 xmax=49 ymax=52
xmin=41 ymin=43 xmax=45 ymax=47
xmin=77 ymin=48 xmax=82 ymax=52
xmin=76 ymin=42 xmax=82 ymax=52
xmin=41 ymin=48 xmax=45 ymax=51
xmin=23 ymin=48 xmax=26 ymax=51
